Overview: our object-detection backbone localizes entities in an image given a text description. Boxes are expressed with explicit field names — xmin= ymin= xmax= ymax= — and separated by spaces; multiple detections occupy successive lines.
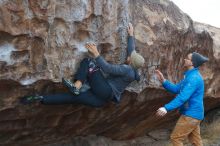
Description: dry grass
xmin=202 ymin=118 xmax=220 ymax=145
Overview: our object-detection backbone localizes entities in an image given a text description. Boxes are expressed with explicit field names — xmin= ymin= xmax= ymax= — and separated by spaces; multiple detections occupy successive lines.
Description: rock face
xmin=194 ymin=22 xmax=220 ymax=98
xmin=0 ymin=0 xmax=219 ymax=146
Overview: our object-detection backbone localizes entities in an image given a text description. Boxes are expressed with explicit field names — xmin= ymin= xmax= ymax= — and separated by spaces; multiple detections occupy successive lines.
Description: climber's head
xmin=130 ymin=51 xmax=145 ymax=69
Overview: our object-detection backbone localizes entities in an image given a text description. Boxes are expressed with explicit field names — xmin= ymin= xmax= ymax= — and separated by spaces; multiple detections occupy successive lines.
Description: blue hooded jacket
xmin=163 ymin=68 xmax=204 ymax=120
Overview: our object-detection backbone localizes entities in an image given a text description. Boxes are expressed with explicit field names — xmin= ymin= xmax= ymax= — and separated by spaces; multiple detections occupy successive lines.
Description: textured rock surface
xmin=194 ymin=22 xmax=220 ymax=98
xmin=40 ymin=107 xmax=220 ymax=146
xmin=0 ymin=0 xmax=220 ymax=146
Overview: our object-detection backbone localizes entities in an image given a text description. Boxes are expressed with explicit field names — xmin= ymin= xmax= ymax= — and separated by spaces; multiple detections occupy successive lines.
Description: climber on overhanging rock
xmin=155 ymin=52 xmax=209 ymax=146
xmin=20 ymin=23 xmax=145 ymax=107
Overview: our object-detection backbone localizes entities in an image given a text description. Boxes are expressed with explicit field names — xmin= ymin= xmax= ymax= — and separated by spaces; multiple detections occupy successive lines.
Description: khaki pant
xmin=170 ymin=115 xmax=203 ymax=146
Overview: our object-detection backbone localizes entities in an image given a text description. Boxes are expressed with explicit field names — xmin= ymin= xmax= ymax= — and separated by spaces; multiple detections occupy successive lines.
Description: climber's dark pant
xmin=42 ymin=58 xmax=113 ymax=107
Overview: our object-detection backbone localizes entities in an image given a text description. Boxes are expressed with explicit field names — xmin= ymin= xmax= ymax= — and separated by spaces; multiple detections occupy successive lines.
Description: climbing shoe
xmin=62 ymin=78 xmax=80 ymax=95
xmin=20 ymin=95 xmax=43 ymax=104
